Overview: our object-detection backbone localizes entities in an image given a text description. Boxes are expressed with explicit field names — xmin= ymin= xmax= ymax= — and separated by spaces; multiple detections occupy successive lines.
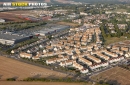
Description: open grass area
xmin=114 ymin=9 xmax=127 ymax=12
xmin=90 ymin=66 xmax=130 ymax=85
xmin=57 ymin=22 xmax=79 ymax=27
xmin=104 ymin=36 xmax=129 ymax=45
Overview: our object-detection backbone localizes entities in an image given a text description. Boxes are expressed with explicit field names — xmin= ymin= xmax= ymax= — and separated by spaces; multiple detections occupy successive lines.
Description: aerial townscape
xmin=1 ymin=0 xmax=130 ymax=85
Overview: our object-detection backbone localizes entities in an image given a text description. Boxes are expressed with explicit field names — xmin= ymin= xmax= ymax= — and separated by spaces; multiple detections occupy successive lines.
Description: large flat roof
xmin=35 ymin=24 xmax=70 ymax=35
xmin=0 ymin=32 xmax=28 ymax=41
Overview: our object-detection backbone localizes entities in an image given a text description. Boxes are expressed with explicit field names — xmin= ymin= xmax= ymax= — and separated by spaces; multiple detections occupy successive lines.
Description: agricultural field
xmin=0 ymin=56 xmax=69 ymax=80
xmin=90 ymin=66 xmax=130 ymax=85
xmin=104 ymin=36 xmax=128 ymax=45
xmin=0 ymin=10 xmax=38 ymax=22
xmin=0 ymin=12 xmax=23 ymax=22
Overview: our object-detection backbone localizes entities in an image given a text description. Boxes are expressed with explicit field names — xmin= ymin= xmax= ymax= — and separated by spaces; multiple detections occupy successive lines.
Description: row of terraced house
xmin=19 ymin=25 xmax=129 ymax=73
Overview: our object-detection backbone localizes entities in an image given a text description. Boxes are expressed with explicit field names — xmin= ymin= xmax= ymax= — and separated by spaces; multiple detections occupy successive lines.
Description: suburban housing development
xmin=19 ymin=25 xmax=129 ymax=73
xmin=1 ymin=1 xmax=130 ymax=85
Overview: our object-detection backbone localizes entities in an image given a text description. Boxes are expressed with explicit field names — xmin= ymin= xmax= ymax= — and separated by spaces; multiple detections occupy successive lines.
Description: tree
xmin=47 ymin=35 xmax=52 ymax=40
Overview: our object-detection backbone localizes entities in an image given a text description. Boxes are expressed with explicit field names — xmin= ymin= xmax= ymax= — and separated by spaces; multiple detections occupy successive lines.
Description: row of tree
xmin=0 ymin=21 xmax=47 ymax=31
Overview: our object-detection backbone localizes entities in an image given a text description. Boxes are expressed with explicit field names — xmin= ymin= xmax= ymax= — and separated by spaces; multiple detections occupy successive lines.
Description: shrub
xmin=6 ymin=78 xmax=16 ymax=81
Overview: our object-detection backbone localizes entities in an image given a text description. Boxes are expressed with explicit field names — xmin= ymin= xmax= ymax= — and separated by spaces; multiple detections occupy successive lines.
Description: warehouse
xmin=0 ymin=32 xmax=30 ymax=45
xmin=0 ymin=19 xmax=5 ymax=23
xmin=34 ymin=25 xmax=70 ymax=36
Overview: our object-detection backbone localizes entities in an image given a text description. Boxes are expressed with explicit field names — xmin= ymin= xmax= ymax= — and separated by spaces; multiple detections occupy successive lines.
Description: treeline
xmin=119 ymin=64 xmax=130 ymax=71
xmin=100 ymin=15 xmax=130 ymax=38
xmin=5 ymin=77 xmax=110 ymax=85
xmin=100 ymin=24 xmax=122 ymax=39
xmin=0 ymin=21 xmax=47 ymax=31
xmin=6 ymin=78 xmax=16 ymax=81
xmin=103 ymin=27 xmax=130 ymax=38
xmin=23 ymin=77 xmax=84 ymax=83
xmin=23 ymin=77 xmax=110 ymax=85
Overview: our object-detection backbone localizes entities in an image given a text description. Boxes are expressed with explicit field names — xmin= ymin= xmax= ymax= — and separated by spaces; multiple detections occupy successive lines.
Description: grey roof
xmin=35 ymin=25 xmax=70 ymax=35
xmin=0 ymin=33 xmax=28 ymax=41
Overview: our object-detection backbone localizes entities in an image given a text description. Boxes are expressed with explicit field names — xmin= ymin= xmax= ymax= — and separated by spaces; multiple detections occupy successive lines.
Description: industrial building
xmin=34 ymin=25 xmax=70 ymax=36
xmin=0 ymin=32 xmax=30 ymax=45
xmin=0 ymin=19 xmax=5 ymax=23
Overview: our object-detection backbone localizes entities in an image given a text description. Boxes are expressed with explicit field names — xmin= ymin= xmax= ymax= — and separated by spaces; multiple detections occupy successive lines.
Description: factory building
xmin=0 ymin=32 xmax=30 ymax=45
xmin=0 ymin=19 xmax=5 ymax=23
xmin=34 ymin=25 xmax=70 ymax=36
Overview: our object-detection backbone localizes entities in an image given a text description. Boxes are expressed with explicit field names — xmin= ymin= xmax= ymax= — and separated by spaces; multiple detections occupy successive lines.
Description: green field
xmin=104 ymin=36 xmax=129 ymax=45
xmin=114 ymin=9 xmax=127 ymax=12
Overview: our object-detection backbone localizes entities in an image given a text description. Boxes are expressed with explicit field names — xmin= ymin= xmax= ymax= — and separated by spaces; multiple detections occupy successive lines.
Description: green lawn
xmin=104 ymin=36 xmax=129 ymax=45
xmin=114 ymin=9 xmax=127 ymax=12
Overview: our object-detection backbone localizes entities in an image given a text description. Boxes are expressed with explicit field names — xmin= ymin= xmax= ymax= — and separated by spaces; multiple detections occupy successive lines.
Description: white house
xmin=80 ymin=12 xmax=88 ymax=16
xmin=115 ymin=50 xmax=124 ymax=55
xmin=86 ymin=54 xmax=101 ymax=63
xmin=96 ymin=53 xmax=110 ymax=60
xmin=0 ymin=19 xmax=5 ymax=23
xmin=43 ymin=49 xmax=47 ymax=53
xmin=125 ymin=53 xmax=130 ymax=58
xmin=56 ymin=57 xmax=64 ymax=62
xmin=79 ymin=57 xmax=92 ymax=66
xmin=59 ymin=60 xmax=73 ymax=67
xmin=71 ymin=55 xmax=78 ymax=60
xmin=54 ymin=47 xmax=58 ymax=52
xmin=20 ymin=52 xmax=32 ymax=59
xmin=90 ymin=62 xmax=109 ymax=70
xmin=11 ymin=50 xmax=15 ymax=54
xmin=121 ymin=47 xmax=129 ymax=52
xmin=109 ymin=56 xmax=124 ymax=64
xmin=46 ymin=58 xmax=57 ymax=65
xmin=80 ymin=69 xmax=89 ymax=73
xmin=89 ymin=64 xmax=101 ymax=70
xmin=100 ymin=62 xmax=109 ymax=67
xmin=63 ymin=56 xmax=69 ymax=61
xmin=58 ymin=54 xmax=64 ymax=57
xmin=27 ymin=50 xmax=31 ymax=53
xmin=103 ymin=50 xmax=118 ymax=57
xmin=32 ymin=54 xmax=41 ymax=60
xmin=75 ymin=49 xmax=81 ymax=54
xmin=73 ymin=61 xmax=83 ymax=70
